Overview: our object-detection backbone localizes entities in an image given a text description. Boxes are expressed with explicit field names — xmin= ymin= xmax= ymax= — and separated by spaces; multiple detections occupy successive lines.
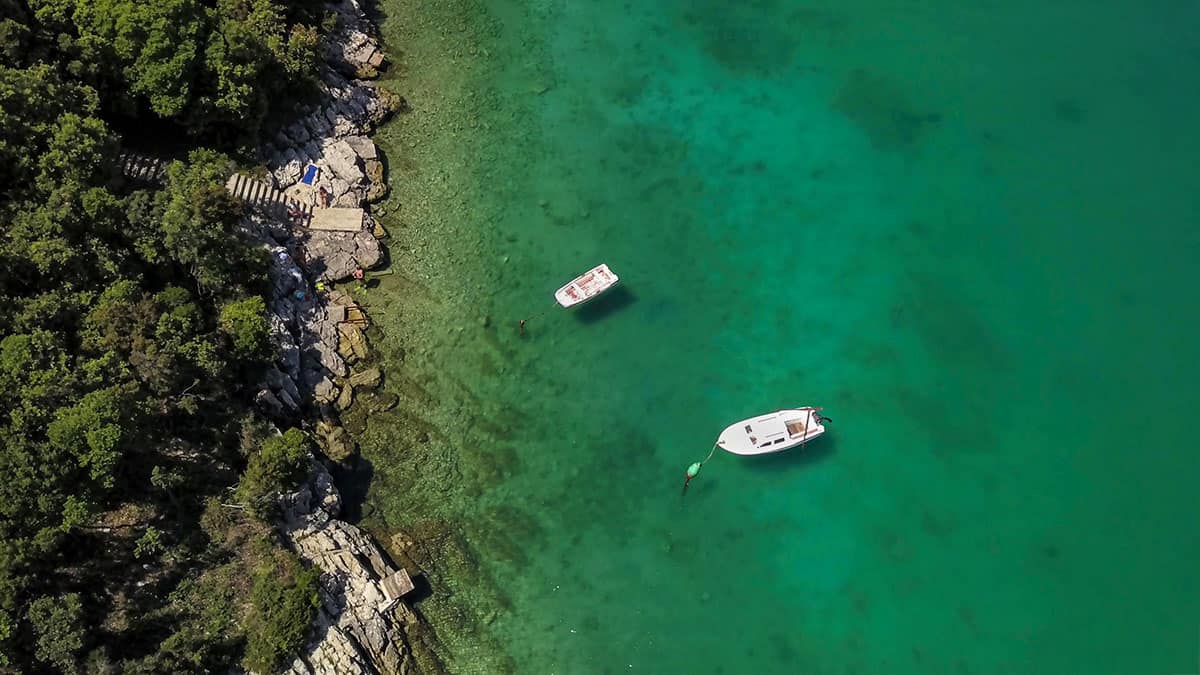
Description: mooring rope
xmin=518 ymin=300 xmax=561 ymax=334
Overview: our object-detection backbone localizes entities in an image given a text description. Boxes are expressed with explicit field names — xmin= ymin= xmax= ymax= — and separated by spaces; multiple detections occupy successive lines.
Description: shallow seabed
xmin=360 ymin=0 xmax=1200 ymax=672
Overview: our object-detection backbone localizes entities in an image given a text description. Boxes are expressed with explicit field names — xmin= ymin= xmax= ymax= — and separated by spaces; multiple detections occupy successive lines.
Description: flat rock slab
xmin=310 ymin=207 xmax=365 ymax=231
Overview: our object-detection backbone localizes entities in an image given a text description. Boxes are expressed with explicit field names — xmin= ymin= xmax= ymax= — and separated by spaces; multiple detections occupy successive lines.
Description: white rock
xmin=344 ymin=135 xmax=377 ymax=161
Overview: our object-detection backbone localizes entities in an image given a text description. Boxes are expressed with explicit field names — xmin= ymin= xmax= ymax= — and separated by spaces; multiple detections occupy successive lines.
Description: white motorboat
xmin=554 ymin=263 xmax=619 ymax=308
xmin=716 ymin=407 xmax=827 ymax=456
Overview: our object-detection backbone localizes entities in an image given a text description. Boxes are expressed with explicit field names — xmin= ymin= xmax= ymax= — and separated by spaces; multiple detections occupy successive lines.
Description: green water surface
xmin=362 ymin=1 xmax=1200 ymax=672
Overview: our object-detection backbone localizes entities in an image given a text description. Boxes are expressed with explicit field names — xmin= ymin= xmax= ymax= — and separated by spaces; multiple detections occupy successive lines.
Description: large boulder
xmin=323 ymin=139 xmax=364 ymax=187
xmin=334 ymin=382 xmax=355 ymax=411
xmin=273 ymin=321 xmax=302 ymax=380
xmin=304 ymin=231 xmax=382 ymax=281
xmin=347 ymin=367 xmax=381 ymax=390
xmin=264 ymin=366 xmax=302 ymax=409
xmin=337 ymin=323 xmax=369 ymax=362
xmin=364 ymin=159 xmax=387 ymax=202
xmin=316 ymin=420 xmax=356 ymax=461
xmin=277 ymin=386 xmax=300 ymax=411
xmin=361 ymin=391 xmax=398 ymax=414
xmin=297 ymin=305 xmax=348 ymax=378
xmin=311 ymin=376 xmax=339 ymax=405
xmin=344 ymin=135 xmax=377 ymax=160
xmin=255 ymin=388 xmax=286 ymax=417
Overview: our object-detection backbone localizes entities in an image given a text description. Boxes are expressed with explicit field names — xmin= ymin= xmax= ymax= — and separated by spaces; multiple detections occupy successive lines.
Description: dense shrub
xmin=26 ymin=593 xmax=86 ymax=672
xmin=236 ymin=429 xmax=314 ymax=514
xmin=243 ymin=556 xmax=321 ymax=673
xmin=219 ymin=295 xmax=274 ymax=361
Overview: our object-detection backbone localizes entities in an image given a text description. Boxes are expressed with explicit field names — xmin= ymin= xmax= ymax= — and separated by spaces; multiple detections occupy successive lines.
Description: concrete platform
xmin=309 ymin=207 xmax=365 ymax=232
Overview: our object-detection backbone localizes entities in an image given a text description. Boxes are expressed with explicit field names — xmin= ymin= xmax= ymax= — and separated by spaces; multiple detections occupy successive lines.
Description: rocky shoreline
xmin=240 ymin=1 xmax=444 ymax=672
xmin=116 ymin=1 xmax=441 ymax=668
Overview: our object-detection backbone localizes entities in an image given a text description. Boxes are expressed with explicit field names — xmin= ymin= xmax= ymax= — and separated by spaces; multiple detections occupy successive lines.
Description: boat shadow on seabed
xmin=574 ymin=286 xmax=636 ymax=324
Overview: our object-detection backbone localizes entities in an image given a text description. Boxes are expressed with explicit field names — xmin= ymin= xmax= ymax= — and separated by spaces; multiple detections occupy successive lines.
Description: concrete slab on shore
xmin=310 ymin=207 xmax=365 ymax=232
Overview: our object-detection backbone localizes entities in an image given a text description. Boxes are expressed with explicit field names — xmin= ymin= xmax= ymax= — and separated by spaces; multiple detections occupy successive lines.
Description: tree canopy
xmin=0 ymin=0 xmax=333 ymax=669
xmin=13 ymin=0 xmax=325 ymax=144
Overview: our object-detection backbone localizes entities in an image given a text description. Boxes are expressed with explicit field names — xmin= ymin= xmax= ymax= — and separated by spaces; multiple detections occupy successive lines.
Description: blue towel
xmin=301 ymin=165 xmax=319 ymax=185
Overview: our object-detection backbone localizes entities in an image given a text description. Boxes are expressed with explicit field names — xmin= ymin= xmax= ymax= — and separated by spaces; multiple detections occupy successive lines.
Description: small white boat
xmin=555 ymin=263 xmax=619 ymax=308
xmin=716 ymin=407 xmax=827 ymax=456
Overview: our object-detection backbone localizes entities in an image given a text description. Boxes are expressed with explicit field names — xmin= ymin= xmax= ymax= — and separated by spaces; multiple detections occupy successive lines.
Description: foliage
xmin=0 ymin=64 xmax=101 ymax=202
xmin=160 ymin=149 xmax=263 ymax=293
xmin=150 ymin=465 xmax=186 ymax=492
xmin=243 ymin=554 xmax=320 ymax=674
xmin=99 ymin=512 xmax=315 ymax=674
xmin=116 ymin=515 xmax=279 ymax=673
xmin=46 ymin=386 xmax=125 ymax=487
xmin=0 ymin=609 xmax=10 ymax=666
xmin=219 ymin=295 xmax=273 ymax=361
xmin=237 ymin=429 xmax=313 ymax=515
xmin=27 ymin=593 xmax=87 ymax=672
xmin=150 ymin=565 xmax=247 ymax=671
xmin=199 ymin=496 xmax=237 ymax=544
xmin=21 ymin=0 xmax=325 ymax=142
xmin=133 ymin=526 xmax=166 ymax=559
xmin=0 ymin=0 xmax=332 ymax=668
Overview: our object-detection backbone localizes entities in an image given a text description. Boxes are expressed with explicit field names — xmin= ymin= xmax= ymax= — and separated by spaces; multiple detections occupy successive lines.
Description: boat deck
xmin=718 ymin=408 xmax=825 ymax=455
xmin=556 ymin=263 xmax=619 ymax=307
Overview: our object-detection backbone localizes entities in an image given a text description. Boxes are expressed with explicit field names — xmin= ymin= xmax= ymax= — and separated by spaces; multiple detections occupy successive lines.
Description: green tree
xmin=0 ymin=329 xmax=73 ymax=411
xmin=159 ymin=149 xmax=252 ymax=292
xmin=190 ymin=0 xmax=321 ymax=136
xmin=123 ymin=189 xmax=168 ymax=264
xmin=67 ymin=0 xmax=204 ymax=117
xmin=27 ymin=592 xmax=87 ymax=672
xmin=236 ymin=428 xmax=311 ymax=514
xmin=219 ymin=295 xmax=272 ymax=361
xmin=0 ymin=64 xmax=100 ymax=201
xmin=24 ymin=0 xmax=323 ymax=138
xmin=0 ymin=2 xmax=339 ymax=670
xmin=46 ymin=386 xmax=126 ymax=487
xmin=0 ymin=7 xmax=31 ymax=66
xmin=59 ymin=495 xmax=94 ymax=532
xmin=125 ymin=0 xmax=204 ymax=117
xmin=133 ymin=526 xmax=165 ymax=559
xmin=36 ymin=112 xmax=116 ymax=195
xmin=243 ymin=557 xmax=319 ymax=674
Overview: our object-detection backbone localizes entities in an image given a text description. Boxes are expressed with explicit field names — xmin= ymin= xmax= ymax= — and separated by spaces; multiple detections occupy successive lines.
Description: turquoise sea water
xmin=368 ymin=1 xmax=1200 ymax=672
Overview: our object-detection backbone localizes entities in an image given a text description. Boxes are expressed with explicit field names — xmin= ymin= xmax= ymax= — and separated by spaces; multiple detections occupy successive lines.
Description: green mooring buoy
xmin=682 ymin=444 xmax=720 ymax=495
